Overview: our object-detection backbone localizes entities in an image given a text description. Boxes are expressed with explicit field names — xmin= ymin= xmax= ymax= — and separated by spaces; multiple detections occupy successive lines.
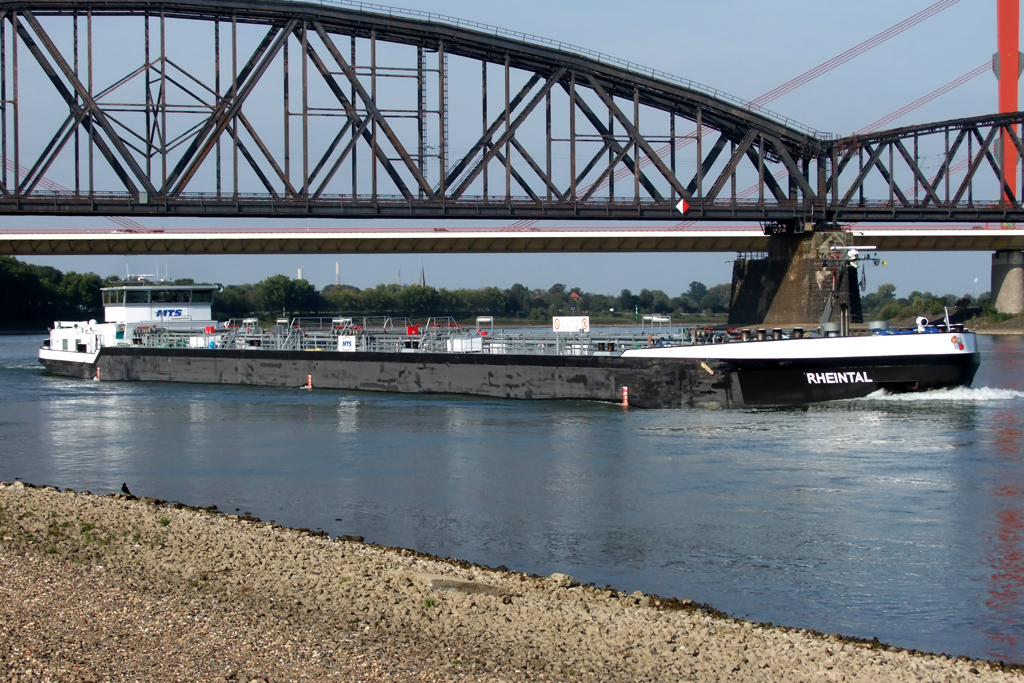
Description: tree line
xmin=213 ymin=276 xmax=732 ymax=321
xmin=860 ymin=283 xmax=993 ymax=321
xmin=0 ymin=256 xmax=731 ymax=323
xmin=0 ymin=256 xmax=103 ymax=321
xmin=2 ymin=255 xmax=998 ymax=325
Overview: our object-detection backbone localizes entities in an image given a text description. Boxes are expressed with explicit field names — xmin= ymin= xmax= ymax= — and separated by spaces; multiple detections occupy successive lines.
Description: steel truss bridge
xmin=0 ymin=0 xmax=1023 ymax=225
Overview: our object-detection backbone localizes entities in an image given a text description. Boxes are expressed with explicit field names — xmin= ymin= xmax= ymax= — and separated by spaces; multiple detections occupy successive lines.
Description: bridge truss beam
xmin=827 ymin=113 xmax=1024 ymax=222
xmin=2 ymin=228 xmax=1023 ymax=257
xmin=0 ymin=0 xmax=1020 ymax=224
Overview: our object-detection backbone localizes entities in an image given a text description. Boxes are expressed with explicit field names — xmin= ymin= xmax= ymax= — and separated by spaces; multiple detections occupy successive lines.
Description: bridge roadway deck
xmin=1 ymin=227 xmax=1023 ymax=256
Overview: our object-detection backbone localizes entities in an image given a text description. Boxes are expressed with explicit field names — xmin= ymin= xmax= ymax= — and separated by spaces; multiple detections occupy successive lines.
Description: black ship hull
xmin=733 ymin=353 xmax=980 ymax=406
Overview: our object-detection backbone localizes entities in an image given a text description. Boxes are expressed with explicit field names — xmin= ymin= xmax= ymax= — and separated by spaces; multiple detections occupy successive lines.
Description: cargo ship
xmin=38 ymin=280 xmax=981 ymax=408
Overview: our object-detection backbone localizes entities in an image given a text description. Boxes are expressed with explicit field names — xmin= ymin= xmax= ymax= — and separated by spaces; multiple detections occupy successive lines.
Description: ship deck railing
xmin=134 ymin=324 xmax=738 ymax=355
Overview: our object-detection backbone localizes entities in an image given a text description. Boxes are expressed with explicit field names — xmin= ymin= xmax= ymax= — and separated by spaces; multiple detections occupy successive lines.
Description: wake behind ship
xmin=38 ymin=280 xmax=981 ymax=408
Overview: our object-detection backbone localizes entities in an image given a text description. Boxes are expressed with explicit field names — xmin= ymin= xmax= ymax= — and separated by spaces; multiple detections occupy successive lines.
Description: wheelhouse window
xmin=150 ymin=290 xmax=190 ymax=303
xmin=191 ymin=290 xmax=214 ymax=303
xmin=124 ymin=290 xmax=149 ymax=304
xmin=102 ymin=289 xmax=125 ymax=305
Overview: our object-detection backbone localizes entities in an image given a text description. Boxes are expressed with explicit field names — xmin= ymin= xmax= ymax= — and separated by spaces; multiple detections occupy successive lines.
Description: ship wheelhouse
xmin=101 ymin=284 xmax=218 ymax=324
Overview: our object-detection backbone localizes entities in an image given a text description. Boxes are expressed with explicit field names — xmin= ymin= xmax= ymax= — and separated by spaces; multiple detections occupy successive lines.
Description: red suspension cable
xmin=856 ymin=62 xmax=989 ymax=135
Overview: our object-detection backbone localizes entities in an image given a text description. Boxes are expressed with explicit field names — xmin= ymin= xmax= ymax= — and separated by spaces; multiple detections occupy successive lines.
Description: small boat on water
xmin=38 ymin=280 xmax=980 ymax=408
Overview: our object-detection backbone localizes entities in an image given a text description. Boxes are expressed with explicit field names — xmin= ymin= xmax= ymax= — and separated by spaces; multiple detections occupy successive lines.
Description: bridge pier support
xmin=729 ymin=231 xmax=863 ymax=327
xmin=992 ymin=250 xmax=1024 ymax=315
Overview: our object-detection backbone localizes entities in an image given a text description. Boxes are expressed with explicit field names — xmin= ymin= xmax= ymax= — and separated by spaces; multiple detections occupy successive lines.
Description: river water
xmin=2 ymin=333 xmax=1024 ymax=661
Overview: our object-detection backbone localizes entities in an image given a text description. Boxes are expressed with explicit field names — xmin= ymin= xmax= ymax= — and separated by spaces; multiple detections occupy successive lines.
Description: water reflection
xmin=335 ymin=399 xmax=359 ymax=433
xmin=984 ymin=398 xmax=1024 ymax=660
xmin=43 ymin=385 xmax=144 ymax=480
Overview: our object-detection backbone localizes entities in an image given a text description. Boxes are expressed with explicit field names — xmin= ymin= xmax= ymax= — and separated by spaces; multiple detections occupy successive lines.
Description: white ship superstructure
xmin=40 ymin=281 xmax=221 ymax=371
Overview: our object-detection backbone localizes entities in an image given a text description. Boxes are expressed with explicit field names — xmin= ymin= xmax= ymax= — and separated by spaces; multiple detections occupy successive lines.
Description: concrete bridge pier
xmin=729 ymin=231 xmax=863 ymax=327
xmin=992 ymin=250 xmax=1024 ymax=314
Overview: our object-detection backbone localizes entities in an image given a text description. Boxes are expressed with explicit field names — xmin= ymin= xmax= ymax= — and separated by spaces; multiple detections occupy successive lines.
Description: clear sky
xmin=10 ymin=0 xmax=1010 ymax=299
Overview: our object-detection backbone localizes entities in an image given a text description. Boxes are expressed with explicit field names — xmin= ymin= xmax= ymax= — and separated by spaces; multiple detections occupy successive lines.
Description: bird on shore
xmin=121 ymin=483 xmax=131 ymax=495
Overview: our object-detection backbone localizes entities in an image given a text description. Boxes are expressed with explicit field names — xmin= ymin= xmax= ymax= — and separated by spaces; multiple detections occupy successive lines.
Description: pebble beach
xmin=1 ymin=481 xmax=1022 ymax=683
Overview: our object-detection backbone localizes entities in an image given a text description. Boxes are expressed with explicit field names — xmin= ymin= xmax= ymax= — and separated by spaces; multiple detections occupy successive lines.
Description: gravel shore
xmin=1 ymin=482 xmax=1021 ymax=683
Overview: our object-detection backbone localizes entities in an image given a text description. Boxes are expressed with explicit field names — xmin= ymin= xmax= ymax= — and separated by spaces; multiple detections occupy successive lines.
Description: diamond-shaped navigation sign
xmin=676 ymin=198 xmax=690 ymax=214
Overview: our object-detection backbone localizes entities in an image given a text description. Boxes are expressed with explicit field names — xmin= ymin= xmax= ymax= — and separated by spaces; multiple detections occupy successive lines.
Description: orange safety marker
xmin=306 ymin=374 xmax=313 ymax=390
xmin=95 ymin=367 xmax=101 ymax=381
xmin=621 ymin=386 xmax=629 ymax=406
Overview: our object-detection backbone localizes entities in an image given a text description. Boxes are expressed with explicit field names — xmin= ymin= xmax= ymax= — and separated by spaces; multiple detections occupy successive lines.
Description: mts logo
xmin=155 ymin=309 xmax=183 ymax=317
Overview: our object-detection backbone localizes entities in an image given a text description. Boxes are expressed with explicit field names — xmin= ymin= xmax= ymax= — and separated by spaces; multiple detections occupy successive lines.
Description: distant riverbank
xmin=2 ymin=482 xmax=1022 ymax=682
xmin=0 ymin=324 xmax=47 ymax=335
xmin=973 ymin=313 xmax=1024 ymax=335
